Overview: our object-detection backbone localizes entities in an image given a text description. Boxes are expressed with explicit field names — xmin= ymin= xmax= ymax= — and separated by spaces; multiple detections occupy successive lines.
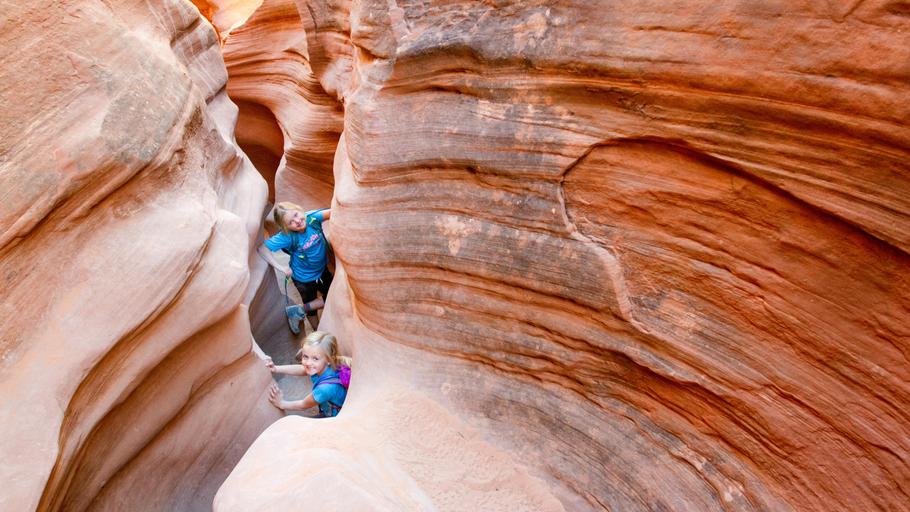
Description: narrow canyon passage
xmin=1 ymin=1 xmax=908 ymax=511
xmin=215 ymin=1 xmax=910 ymax=511
xmin=215 ymin=6 xmax=571 ymax=508
xmin=219 ymin=0 xmax=345 ymax=410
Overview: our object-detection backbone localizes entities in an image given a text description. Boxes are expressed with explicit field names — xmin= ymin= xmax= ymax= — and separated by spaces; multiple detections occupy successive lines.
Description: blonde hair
xmin=273 ymin=201 xmax=304 ymax=233
xmin=300 ymin=331 xmax=352 ymax=370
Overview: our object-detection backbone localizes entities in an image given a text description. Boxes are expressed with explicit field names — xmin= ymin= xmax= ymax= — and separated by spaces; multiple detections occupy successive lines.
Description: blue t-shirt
xmin=264 ymin=210 xmax=328 ymax=282
xmin=311 ymin=366 xmax=347 ymax=417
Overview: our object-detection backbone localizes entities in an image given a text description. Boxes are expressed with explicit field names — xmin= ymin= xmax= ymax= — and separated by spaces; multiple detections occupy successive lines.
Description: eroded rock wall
xmin=222 ymin=0 xmax=344 ymax=207
xmin=218 ymin=1 xmax=910 ymax=510
xmin=0 ymin=1 xmax=279 ymax=510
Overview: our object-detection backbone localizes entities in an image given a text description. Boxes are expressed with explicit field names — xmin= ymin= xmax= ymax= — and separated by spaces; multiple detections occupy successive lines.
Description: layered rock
xmin=0 ymin=1 xmax=279 ymax=510
xmin=219 ymin=1 xmax=910 ymax=511
xmin=222 ymin=0 xmax=344 ymax=207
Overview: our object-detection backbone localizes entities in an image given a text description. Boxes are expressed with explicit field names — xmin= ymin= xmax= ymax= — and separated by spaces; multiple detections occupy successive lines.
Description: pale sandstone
xmin=217 ymin=266 xmax=566 ymax=512
xmin=0 ymin=1 xmax=278 ymax=510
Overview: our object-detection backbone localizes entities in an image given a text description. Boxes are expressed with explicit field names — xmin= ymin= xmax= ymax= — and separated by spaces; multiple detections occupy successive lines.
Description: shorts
xmin=292 ymin=267 xmax=333 ymax=316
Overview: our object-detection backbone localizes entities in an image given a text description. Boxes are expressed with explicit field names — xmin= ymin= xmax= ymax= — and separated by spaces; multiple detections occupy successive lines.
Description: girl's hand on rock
xmin=268 ymin=382 xmax=284 ymax=409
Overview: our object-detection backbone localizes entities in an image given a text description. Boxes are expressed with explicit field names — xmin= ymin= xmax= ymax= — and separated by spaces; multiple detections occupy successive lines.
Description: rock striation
xmin=222 ymin=0 xmax=344 ymax=208
xmin=3 ymin=0 xmax=908 ymax=510
xmin=218 ymin=1 xmax=910 ymax=511
xmin=0 ymin=1 xmax=279 ymax=510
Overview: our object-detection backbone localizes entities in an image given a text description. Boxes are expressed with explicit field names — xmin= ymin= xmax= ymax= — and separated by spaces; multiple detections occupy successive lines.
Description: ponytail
xmin=336 ymin=355 xmax=353 ymax=369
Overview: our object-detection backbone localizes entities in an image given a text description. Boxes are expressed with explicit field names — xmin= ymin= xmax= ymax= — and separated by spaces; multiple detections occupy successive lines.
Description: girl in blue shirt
xmin=258 ymin=202 xmax=333 ymax=333
xmin=267 ymin=331 xmax=349 ymax=418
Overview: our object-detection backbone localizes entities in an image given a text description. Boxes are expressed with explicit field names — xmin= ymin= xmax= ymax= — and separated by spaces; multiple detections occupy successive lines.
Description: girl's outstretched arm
xmin=268 ymin=383 xmax=318 ymax=411
xmin=257 ymin=244 xmax=292 ymax=277
xmin=265 ymin=357 xmax=307 ymax=376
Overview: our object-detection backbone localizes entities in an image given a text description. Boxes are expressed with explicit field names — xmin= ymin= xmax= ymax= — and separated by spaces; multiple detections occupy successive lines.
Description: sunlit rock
xmin=0 ymin=1 xmax=278 ymax=510
xmin=222 ymin=0 xmax=344 ymax=208
xmin=219 ymin=1 xmax=910 ymax=510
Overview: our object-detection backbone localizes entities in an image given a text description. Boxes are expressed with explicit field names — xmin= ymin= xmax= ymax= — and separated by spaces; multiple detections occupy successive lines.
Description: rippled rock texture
xmin=222 ymin=0 xmax=343 ymax=207
xmin=0 ymin=1 xmax=279 ymax=510
xmin=219 ymin=0 xmax=910 ymax=510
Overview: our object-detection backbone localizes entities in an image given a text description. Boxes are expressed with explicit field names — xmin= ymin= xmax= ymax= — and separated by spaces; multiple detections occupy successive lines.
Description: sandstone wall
xmin=218 ymin=1 xmax=910 ymax=510
xmin=222 ymin=0 xmax=344 ymax=207
xmin=0 ymin=1 xmax=279 ymax=510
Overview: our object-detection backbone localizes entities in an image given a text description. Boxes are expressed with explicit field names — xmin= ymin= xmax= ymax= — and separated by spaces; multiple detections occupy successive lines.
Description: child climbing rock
xmin=258 ymin=202 xmax=333 ymax=334
xmin=266 ymin=331 xmax=351 ymax=418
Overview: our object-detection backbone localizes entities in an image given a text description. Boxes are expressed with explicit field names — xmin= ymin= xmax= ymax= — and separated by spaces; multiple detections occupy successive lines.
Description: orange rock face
xmin=218 ymin=1 xmax=910 ymax=511
xmin=0 ymin=1 xmax=279 ymax=510
xmin=222 ymin=0 xmax=343 ymax=208
xmin=5 ymin=0 xmax=909 ymax=510
xmin=188 ymin=0 xmax=263 ymax=38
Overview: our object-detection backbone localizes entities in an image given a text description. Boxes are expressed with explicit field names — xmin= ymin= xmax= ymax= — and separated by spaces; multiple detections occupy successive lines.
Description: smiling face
xmin=282 ymin=210 xmax=306 ymax=232
xmin=300 ymin=344 xmax=329 ymax=376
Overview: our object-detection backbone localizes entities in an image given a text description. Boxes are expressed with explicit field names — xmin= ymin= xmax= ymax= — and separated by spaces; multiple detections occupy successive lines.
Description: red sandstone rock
xmin=0 ymin=1 xmax=279 ymax=510
xmin=219 ymin=1 xmax=910 ymax=510
xmin=5 ymin=0 xmax=907 ymax=509
xmin=222 ymin=0 xmax=344 ymax=208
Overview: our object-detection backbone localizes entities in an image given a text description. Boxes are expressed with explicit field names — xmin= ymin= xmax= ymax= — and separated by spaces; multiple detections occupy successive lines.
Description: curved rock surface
xmin=218 ymin=1 xmax=910 ymax=511
xmin=222 ymin=0 xmax=343 ymax=207
xmin=188 ymin=0 xmax=263 ymax=38
xmin=0 ymin=1 xmax=279 ymax=510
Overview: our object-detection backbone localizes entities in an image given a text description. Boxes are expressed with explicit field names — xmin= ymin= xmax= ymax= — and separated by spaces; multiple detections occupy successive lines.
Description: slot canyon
xmin=1 ymin=1 xmax=908 ymax=511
